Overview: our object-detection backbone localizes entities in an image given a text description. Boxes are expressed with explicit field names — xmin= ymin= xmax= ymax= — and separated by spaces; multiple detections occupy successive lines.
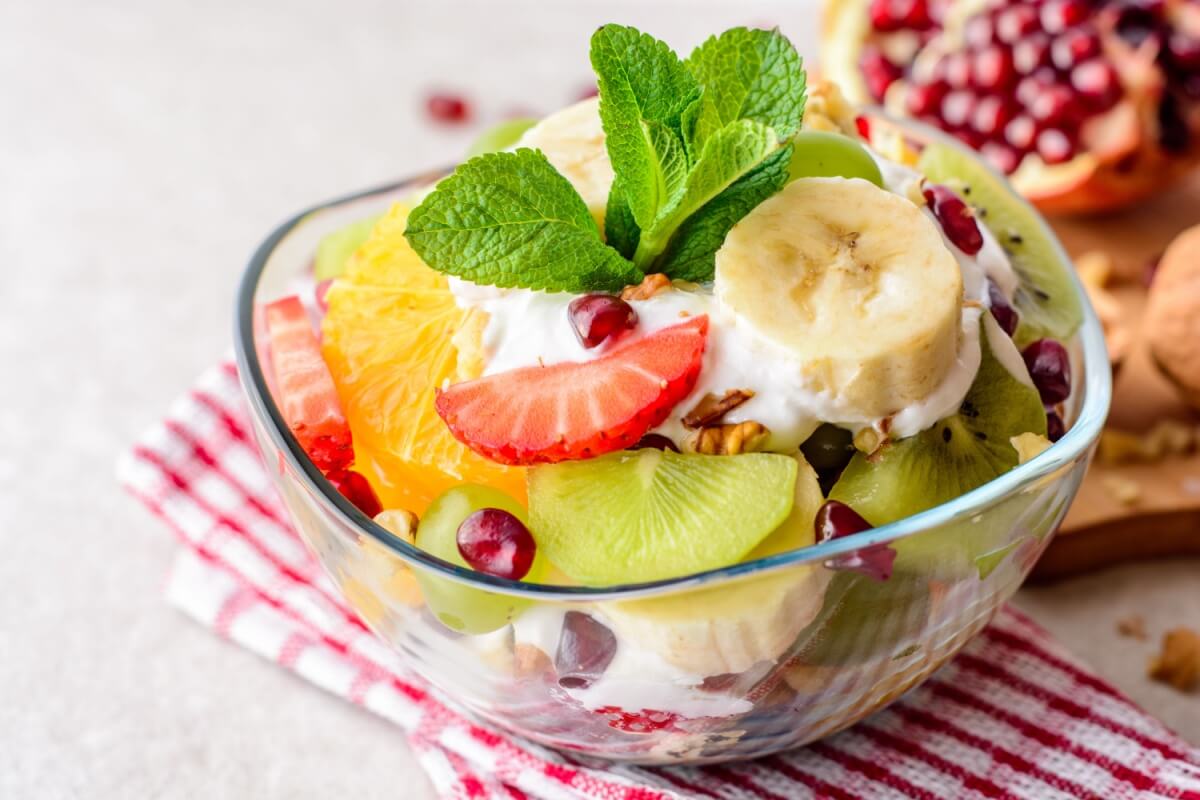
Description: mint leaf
xmin=604 ymin=182 xmax=640 ymax=259
xmin=685 ymin=27 xmax=806 ymax=152
xmin=633 ymin=119 xmax=779 ymax=268
xmin=590 ymin=24 xmax=700 ymax=228
xmin=404 ymin=149 xmax=641 ymax=293
xmin=656 ymin=143 xmax=792 ymax=282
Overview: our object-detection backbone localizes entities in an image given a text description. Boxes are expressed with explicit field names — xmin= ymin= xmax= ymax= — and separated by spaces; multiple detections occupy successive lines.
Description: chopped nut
xmin=1143 ymin=419 xmax=1195 ymax=459
xmin=686 ymin=421 xmax=769 ymax=455
xmin=1117 ymin=615 xmax=1147 ymax=640
xmin=1149 ymin=628 xmax=1200 ymax=692
xmin=1010 ymin=432 xmax=1052 ymax=464
xmin=682 ymin=389 xmax=755 ymax=429
xmin=852 ymin=424 xmax=892 ymax=457
xmin=1098 ymin=421 xmax=1196 ymax=465
xmin=802 ymin=80 xmax=858 ymax=137
xmin=620 ymin=273 xmax=671 ymax=301
xmin=514 ymin=644 xmax=553 ymax=678
xmin=374 ymin=509 xmax=419 ymax=545
xmin=1075 ymin=250 xmax=1113 ymax=289
xmin=1101 ymin=475 xmax=1142 ymax=506
xmin=1097 ymin=428 xmax=1145 ymax=465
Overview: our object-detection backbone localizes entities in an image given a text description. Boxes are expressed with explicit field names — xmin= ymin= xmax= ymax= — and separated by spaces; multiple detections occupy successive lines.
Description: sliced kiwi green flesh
xmin=788 ymin=130 xmax=884 ymax=187
xmin=829 ymin=318 xmax=1047 ymax=574
xmin=314 ymin=214 xmax=382 ymax=281
xmin=917 ymin=142 xmax=1082 ymax=349
xmin=528 ymin=450 xmax=798 ymax=586
xmin=465 ymin=117 xmax=537 ymax=158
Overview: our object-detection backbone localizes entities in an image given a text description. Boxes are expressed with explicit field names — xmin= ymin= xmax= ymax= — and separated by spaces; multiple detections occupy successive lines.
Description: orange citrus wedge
xmin=321 ymin=203 xmax=526 ymax=514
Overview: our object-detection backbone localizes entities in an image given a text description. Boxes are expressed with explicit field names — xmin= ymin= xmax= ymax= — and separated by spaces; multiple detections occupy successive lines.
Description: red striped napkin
xmin=118 ymin=359 xmax=1200 ymax=800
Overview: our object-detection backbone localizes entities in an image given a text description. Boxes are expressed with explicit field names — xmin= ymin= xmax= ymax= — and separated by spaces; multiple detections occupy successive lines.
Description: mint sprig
xmin=404 ymin=24 xmax=806 ymax=293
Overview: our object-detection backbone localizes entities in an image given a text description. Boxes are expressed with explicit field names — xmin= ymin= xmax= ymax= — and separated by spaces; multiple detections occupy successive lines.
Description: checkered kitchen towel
xmin=118 ymin=360 xmax=1200 ymax=800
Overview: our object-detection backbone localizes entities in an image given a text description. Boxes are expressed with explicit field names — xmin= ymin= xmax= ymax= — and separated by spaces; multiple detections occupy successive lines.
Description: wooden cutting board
xmin=1029 ymin=173 xmax=1200 ymax=581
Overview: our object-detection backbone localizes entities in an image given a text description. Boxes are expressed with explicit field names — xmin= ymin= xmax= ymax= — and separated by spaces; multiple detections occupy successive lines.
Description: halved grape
xmin=314 ymin=215 xmax=382 ymax=281
xmin=788 ymin=131 xmax=884 ymax=187
xmin=414 ymin=484 xmax=546 ymax=633
xmin=465 ymin=117 xmax=537 ymax=158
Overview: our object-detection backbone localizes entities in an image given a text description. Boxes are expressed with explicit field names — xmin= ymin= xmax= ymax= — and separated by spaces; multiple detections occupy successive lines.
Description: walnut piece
xmin=620 ymin=273 xmax=671 ymax=301
xmin=1116 ymin=615 xmax=1147 ymax=640
xmin=682 ymin=389 xmax=755 ymax=429
xmin=686 ymin=421 xmax=769 ymax=455
xmin=1101 ymin=475 xmax=1142 ymax=506
xmin=1097 ymin=421 xmax=1197 ymax=465
xmin=1145 ymin=224 xmax=1200 ymax=409
xmin=1148 ymin=628 xmax=1200 ymax=692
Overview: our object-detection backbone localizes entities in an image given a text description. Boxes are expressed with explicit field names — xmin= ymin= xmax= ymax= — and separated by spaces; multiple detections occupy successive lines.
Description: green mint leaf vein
xmin=634 ymin=119 xmax=779 ymax=269
xmin=590 ymin=24 xmax=699 ymax=229
xmin=403 ymin=149 xmax=641 ymax=293
xmin=604 ymin=181 xmax=641 ymax=259
xmin=656 ymin=143 xmax=793 ymax=282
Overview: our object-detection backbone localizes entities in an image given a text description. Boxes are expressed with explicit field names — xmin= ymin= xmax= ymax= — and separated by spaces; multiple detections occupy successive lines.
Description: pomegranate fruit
xmin=821 ymin=0 xmax=1200 ymax=213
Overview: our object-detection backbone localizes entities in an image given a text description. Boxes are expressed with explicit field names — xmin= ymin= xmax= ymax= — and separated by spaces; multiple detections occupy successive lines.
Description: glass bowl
xmin=233 ymin=123 xmax=1110 ymax=765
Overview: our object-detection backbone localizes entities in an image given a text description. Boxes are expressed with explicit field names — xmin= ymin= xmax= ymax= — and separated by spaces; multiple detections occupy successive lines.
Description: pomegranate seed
xmin=996 ymin=5 xmax=1039 ymax=43
xmin=326 ymin=469 xmax=383 ymax=518
xmin=567 ymin=294 xmax=637 ymax=349
xmin=869 ymin=0 xmax=932 ymax=31
xmin=1167 ymin=33 xmax=1200 ymax=71
xmin=425 ymin=92 xmax=472 ymax=124
xmin=1071 ymin=60 xmax=1122 ymax=111
xmin=924 ymin=183 xmax=984 ymax=255
xmin=1040 ymin=0 xmax=1088 ymax=34
xmin=972 ymin=45 xmax=1016 ymax=91
xmin=972 ymin=96 xmax=1015 ymax=136
xmin=860 ymin=46 xmax=903 ymax=100
xmin=1050 ymin=28 xmax=1101 ymax=71
xmin=1046 ymin=411 xmax=1066 ymax=442
xmin=1022 ymin=339 xmax=1072 ymax=405
xmin=856 ymin=115 xmax=872 ymax=140
xmin=942 ymin=52 xmax=973 ymax=89
xmin=1005 ymin=114 xmax=1039 ymax=152
xmin=1016 ymin=73 xmax=1053 ymax=107
xmin=987 ymin=280 xmax=1020 ymax=336
xmin=595 ymin=706 xmax=680 ymax=733
xmin=629 ymin=433 xmax=680 ymax=452
xmin=907 ymin=81 xmax=949 ymax=116
xmin=456 ymin=508 xmax=537 ymax=580
xmin=1031 ymin=85 xmax=1081 ymax=126
xmin=1013 ymin=33 xmax=1053 ymax=75
xmin=956 ymin=128 xmax=987 ymax=149
xmin=982 ymin=141 xmax=1023 ymax=174
xmin=963 ymin=14 xmax=995 ymax=49
xmin=941 ymin=90 xmax=977 ymax=128
xmin=314 ymin=278 xmax=333 ymax=313
xmin=1036 ymin=128 xmax=1076 ymax=163
xmin=556 ymin=612 xmax=617 ymax=689
xmin=814 ymin=500 xmax=896 ymax=582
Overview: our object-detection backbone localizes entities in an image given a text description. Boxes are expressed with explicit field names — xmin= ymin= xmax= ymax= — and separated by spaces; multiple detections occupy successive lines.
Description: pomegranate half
xmin=821 ymin=0 xmax=1200 ymax=214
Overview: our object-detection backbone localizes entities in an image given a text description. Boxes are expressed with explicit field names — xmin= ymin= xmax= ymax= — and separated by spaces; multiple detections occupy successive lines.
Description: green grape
xmin=788 ymin=131 xmax=884 ymax=187
xmin=465 ymin=117 xmax=538 ymax=158
xmin=414 ymin=484 xmax=546 ymax=633
xmin=314 ymin=215 xmax=382 ymax=281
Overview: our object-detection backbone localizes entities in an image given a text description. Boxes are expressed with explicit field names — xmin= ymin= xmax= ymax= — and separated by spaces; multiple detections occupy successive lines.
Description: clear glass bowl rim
xmin=233 ymin=118 xmax=1112 ymax=602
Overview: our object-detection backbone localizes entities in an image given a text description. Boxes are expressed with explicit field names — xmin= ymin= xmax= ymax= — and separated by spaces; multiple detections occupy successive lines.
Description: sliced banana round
xmin=715 ymin=177 xmax=964 ymax=420
xmin=600 ymin=458 xmax=831 ymax=676
xmin=517 ymin=97 xmax=613 ymax=230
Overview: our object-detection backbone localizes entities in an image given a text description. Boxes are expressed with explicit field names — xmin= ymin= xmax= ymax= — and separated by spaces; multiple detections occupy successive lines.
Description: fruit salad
xmin=258 ymin=25 xmax=1085 ymax=745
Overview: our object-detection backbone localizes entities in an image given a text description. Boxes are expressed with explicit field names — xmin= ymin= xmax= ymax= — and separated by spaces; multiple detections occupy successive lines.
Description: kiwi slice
xmin=528 ymin=450 xmax=798 ymax=586
xmin=829 ymin=318 xmax=1046 ymax=573
xmin=917 ymin=142 xmax=1082 ymax=349
xmin=314 ymin=215 xmax=382 ymax=281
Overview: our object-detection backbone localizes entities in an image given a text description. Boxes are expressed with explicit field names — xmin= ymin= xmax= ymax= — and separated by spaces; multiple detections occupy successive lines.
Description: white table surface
xmin=3 ymin=1 xmax=1196 ymax=796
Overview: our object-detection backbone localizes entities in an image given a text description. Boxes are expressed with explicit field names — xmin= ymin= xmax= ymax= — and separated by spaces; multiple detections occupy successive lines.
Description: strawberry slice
xmin=435 ymin=316 xmax=708 ymax=465
xmin=264 ymin=295 xmax=354 ymax=472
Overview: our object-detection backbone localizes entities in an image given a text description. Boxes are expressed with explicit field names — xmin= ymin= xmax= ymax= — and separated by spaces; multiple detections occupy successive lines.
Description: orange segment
xmin=321 ymin=202 xmax=526 ymax=513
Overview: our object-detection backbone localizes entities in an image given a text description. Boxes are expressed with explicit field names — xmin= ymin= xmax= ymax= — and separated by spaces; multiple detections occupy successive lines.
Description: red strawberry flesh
xmin=435 ymin=316 xmax=708 ymax=466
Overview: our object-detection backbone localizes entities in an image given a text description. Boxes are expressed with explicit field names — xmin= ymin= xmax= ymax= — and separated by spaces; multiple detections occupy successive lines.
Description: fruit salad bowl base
xmin=234 ymin=126 xmax=1109 ymax=765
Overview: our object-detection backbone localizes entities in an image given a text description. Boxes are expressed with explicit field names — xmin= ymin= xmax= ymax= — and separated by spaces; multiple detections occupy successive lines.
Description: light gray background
xmin=2 ymin=1 xmax=1196 ymax=797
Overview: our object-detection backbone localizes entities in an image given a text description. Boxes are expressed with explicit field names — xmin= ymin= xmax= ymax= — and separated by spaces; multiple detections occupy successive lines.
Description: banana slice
xmin=715 ymin=177 xmax=963 ymax=420
xmin=517 ymin=97 xmax=613 ymax=230
xmin=600 ymin=458 xmax=831 ymax=676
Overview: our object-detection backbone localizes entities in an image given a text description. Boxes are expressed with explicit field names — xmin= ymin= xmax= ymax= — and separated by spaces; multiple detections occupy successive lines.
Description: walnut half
xmin=685 ymin=421 xmax=769 ymax=455
xmin=1149 ymin=628 xmax=1200 ymax=692
xmin=682 ymin=389 xmax=755 ymax=429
